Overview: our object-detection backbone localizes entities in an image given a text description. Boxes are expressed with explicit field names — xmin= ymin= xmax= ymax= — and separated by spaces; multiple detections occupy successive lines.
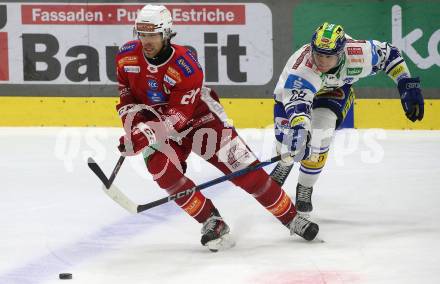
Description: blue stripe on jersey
xmin=300 ymin=167 xmax=322 ymax=175
xmin=369 ymin=40 xmax=379 ymax=66
xmin=385 ymin=59 xmax=404 ymax=74
xmin=284 ymin=74 xmax=317 ymax=93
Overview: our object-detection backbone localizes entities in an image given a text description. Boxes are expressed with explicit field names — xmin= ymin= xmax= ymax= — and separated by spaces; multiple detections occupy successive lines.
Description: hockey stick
xmin=88 ymin=156 xmax=125 ymax=189
xmin=87 ymin=114 xmax=216 ymax=189
xmin=98 ymin=153 xmax=287 ymax=214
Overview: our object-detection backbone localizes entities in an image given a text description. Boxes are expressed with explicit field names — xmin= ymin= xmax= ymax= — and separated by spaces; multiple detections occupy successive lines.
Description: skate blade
xmin=207 ymin=234 xmax=236 ymax=252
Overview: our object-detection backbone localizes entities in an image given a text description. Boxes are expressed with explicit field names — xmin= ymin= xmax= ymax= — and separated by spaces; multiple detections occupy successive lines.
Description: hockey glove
xmin=284 ymin=115 xmax=312 ymax=162
xmin=118 ymin=122 xmax=158 ymax=156
xmin=397 ymin=77 xmax=424 ymax=122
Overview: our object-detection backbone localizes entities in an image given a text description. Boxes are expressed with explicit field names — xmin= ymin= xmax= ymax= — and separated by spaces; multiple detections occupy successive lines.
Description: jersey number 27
xmin=181 ymin=88 xmax=200 ymax=104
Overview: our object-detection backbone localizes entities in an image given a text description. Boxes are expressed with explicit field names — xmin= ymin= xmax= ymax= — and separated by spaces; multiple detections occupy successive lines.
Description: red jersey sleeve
xmin=115 ymin=41 xmax=148 ymax=131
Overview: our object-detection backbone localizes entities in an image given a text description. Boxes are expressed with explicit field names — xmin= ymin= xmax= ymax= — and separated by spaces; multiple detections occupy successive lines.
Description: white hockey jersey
xmin=273 ymin=39 xmax=411 ymax=121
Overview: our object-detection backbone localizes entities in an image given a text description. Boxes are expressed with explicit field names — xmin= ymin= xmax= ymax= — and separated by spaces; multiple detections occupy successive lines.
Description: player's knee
xmin=147 ymin=152 xmax=184 ymax=189
xmin=312 ymin=108 xmax=337 ymax=129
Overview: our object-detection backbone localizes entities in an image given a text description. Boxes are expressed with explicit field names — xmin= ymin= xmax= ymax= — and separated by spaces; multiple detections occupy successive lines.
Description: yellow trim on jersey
xmin=290 ymin=116 xmax=307 ymax=127
xmin=0 ymin=97 xmax=438 ymax=129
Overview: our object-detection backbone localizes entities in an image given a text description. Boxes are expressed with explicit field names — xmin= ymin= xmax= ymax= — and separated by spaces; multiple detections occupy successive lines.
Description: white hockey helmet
xmin=134 ymin=4 xmax=175 ymax=40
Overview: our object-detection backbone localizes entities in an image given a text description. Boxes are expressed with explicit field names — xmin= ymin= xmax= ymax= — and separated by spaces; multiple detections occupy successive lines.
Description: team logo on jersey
xmin=347 ymin=47 xmax=363 ymax=55
xmin=166 ymin=67 xmax=182 ymax=83
xmin=147 ymin=79 xmax=159 ymax=90
xmin=163 ymin=74 xmax=176 ymax=86
xmin=346 ymin=67 xmax=363 ymax=76
xmin=118 ymin=56 xmax=138 ymax=68
xmin=119 ymin=43 xmax=137 ymax=54
xmin=175 ymin=56 xmax=194 ymax=77
xmin=147 ymin=91 xmax=165 ymax=103
xmin=124 ymin=66 xmax=140 ymax=73
xmin=217 ymin=137 xmax=257 ymax=172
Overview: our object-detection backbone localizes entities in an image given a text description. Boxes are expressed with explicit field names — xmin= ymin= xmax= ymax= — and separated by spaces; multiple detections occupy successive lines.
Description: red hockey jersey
xmin=116 ymin=40 xmax=209 ymax=131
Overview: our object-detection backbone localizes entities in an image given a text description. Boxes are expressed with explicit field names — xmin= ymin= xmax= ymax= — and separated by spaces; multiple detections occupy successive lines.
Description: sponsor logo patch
xmin=119 ymin=43 xmax=137 ymax=54
xmin=350 ymin=58 xmax=364 ymax=63
xmin=315 ymin=88 xmax=345 ymax=100
xmin=346 ymin=67 xmax=363 ymax=76
xmin=147 ymin=79 xmax=158 ymax=90
xmin=163 ymin=84 xmax=171 ymax=94
xmin=292 ymin=46 xmax=310 ymax=70
xmin=166 ymin=66 xmax=182 ymax=83
xmin=175 ymin=56 xmax=194 ymax=77
xmin=118 ymin=56 xmax=138 ymax=67
xmin=389 ymin=63 xmax=405 ymax=79
xmin=136 ymin=23 xmax=155 ymax=32
xmin=163 ymin=74 xmax=176 ymax=86
xmin=343 ymin=77 xmax=354 ymax=84
xmin=147 ymin=91 xmax=165 ymax=103
xmin=123 ymin=66 xmax=140 ymax=73
xmin=186 ymin=50 xmax=202 ymax=69
xmin=347 ymin=46 xmax=363 ymax=55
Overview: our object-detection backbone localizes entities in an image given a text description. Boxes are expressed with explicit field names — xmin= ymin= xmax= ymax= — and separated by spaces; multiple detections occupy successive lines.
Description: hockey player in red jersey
xmin=116 ymin=4 xmax=319 ymax=251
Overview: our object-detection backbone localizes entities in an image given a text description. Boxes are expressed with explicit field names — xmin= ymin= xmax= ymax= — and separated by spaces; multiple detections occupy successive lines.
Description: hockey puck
xmin=59 ymin=273 xmax=72 ymax=280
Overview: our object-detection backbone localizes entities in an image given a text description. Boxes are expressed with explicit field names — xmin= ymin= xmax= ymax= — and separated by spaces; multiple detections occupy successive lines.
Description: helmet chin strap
xmin=336 ymin=52 xmax=345 ymax=66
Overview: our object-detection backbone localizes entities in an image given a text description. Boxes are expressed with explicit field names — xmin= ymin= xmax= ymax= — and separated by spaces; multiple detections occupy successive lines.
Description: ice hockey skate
xmin=288 ymin=214 xmax=319 ymax=241
xmin=201 ymin=208 xmax=235 ymax=252
xmin=296 ymin=183 xmax=313 ymax=214
xmin=270 ymin=162 xmax=294 ymax=186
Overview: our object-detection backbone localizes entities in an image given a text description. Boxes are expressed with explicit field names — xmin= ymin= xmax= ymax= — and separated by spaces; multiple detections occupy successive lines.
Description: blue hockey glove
xmin=284 ymin=116 xmax=311 ymax=162
xmin=397 ymin=77 xmax=424 ymax=122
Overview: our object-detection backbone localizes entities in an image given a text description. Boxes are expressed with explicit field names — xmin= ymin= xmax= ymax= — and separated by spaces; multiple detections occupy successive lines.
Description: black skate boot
xmin=296 ymin=183 xmax=313 ymax=213
xmin=201 ymin=208 xmax=235 ymax=252
xmin=288 ymin=214 xmax=319 ymax=241
xmin=270 ymin=162 xmax=294 ymax=186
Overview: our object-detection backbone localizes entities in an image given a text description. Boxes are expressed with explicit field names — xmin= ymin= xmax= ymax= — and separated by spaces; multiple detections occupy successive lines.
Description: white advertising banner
xmin=0 ymin=3 xmax=273 ymax=85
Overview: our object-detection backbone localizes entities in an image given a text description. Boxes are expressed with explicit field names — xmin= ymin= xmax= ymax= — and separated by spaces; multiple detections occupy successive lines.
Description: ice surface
xmin=1 ymin=127 xmax=439 ymax=284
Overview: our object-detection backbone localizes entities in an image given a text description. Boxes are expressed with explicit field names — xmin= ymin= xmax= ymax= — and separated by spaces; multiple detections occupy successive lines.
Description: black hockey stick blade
xmin=88 ymin=157 xmax=110 ymax=188
xmin=88 ymin=156 xmax=125 ymax=189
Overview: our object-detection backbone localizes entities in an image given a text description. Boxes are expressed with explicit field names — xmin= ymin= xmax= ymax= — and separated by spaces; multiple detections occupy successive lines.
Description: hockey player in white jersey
xmin=270 ymin=22 xmax=424 ymax=214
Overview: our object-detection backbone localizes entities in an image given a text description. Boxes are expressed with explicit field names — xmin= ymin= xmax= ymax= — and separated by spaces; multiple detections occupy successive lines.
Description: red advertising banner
xmin=0 ymin=32 xmax=9 ymax=81
xmin=21 ymin=4 xmax=246 ymax=25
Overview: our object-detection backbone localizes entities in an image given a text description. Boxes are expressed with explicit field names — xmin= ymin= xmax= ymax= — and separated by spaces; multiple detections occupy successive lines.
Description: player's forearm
xmin=373 ymin=40 xmax=411 ymax=84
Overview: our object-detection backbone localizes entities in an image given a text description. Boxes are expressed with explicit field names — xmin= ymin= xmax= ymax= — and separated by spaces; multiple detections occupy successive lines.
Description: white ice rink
xmin=1 ymin=127 xmax=439 ymax=284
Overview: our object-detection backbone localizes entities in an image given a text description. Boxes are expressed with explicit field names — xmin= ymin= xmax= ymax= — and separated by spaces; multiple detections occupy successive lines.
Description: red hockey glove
xmin=118 ymin=122 xmax=158 ymax=156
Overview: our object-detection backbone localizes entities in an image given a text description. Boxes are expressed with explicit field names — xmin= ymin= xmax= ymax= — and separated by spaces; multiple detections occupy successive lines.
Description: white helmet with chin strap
xmin=134 ymin=4 xmax=175 ymax=40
